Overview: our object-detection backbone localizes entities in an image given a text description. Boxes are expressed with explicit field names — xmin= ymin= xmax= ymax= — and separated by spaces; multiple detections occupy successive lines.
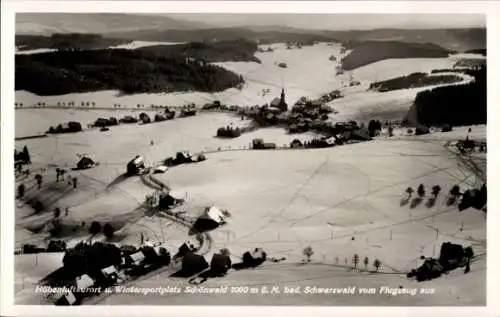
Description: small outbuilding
xmin=242 ymin=248 xmax=267 ymax=268
xmin=77 ymin=156 xmax=96 ymax=170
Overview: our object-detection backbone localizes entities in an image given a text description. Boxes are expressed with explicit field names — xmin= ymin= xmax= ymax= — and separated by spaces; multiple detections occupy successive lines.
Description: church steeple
xmin=279 ymin=87 xmax=288 ymax=111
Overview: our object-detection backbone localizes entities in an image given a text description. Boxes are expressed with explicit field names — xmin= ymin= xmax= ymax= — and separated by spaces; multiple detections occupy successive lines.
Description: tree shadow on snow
xmin=426 ymin=197 xmax=437 ymax=208
xmin=106 ymin=173 xmax=129 ymax=190
xmin=446 ymin=196 xmax=458 ymax=206
xmin=410 ymin=197 xmax=423 ymax=209
xmin=400 ymin=197 xmax=410 ymax=207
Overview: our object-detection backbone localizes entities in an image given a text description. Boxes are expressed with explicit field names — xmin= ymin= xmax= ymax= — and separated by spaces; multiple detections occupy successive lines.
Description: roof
xmin=270 ymin=98 xmax=281 ymax=106
xmin=203 ymin=206 xmax=226 ymax=224
xmin=78 ymin=156 xmax=95 ymax=165
xmin=154 ymin=165 xmax=168 ymax=173
xmin=325 ymin=137 xmax=336 ymax=145
xmin=129 ymin=251 xmax=145 ymax=263
xmin=130 ymin=155 xmax=144 ymax=166
xmin=76 ymin=274 xmax=94 ymax=289
xmin=101 ymin=266 xmax=118 ymax=275
xmin=168 ymin=190 xmax=184 ymax=200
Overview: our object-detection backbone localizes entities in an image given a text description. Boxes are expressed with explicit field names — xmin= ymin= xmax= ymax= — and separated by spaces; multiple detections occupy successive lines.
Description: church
xmin=269 ymin=88 xmax=288 ymax=112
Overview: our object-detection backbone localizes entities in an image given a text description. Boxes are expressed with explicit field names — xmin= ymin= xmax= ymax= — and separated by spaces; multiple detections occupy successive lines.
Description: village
xmin=13 ymin=90 xmax=487 ymax=305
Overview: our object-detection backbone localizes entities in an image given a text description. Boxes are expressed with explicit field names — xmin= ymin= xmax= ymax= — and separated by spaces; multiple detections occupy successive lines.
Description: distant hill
xmin=15 ymin=49 xmax=244 ymax=96
xmin=139 ymin=39 xmax=260 ymax=63
xmin=106 ymin=27 xmax=332 ymax=45
xmin=465 ymin=48 xmax=486 ymax=56
xmin=16 ymin=13 xmax=211 ymax=35
xmin=322 ymin=28 xmax=486 ymax=53
xmin=341 ymin=41 xmax=452 ymax=70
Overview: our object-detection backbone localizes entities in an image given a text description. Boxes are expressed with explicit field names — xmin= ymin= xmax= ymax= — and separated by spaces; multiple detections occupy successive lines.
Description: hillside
xmin=341 ymin=41 xmax=451 ymax=70
xmin=408 ymin=66 xmax=486 ymax=126
xmin=15 ymin=49 xmax=244 ymax=96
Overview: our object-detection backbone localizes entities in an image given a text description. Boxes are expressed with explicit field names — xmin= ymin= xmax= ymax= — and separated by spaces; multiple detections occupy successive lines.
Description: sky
xmin=168 ymin=13 xmax=486 ymax=30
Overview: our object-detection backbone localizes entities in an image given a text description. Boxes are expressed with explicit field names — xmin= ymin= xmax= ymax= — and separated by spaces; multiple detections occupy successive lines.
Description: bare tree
xmin=35 ymin=174 xmax=43 ymax=189
xmin=431 ymin=185 xmax=442 ymax=198
xmin=417 ymin=184 xmax=426 ymax=197
xmin=303 ymin=246 xmax=314 ymax=262
xmin=405 ymin=187 xmax=414 ymax=198
xmin=373 ymin=259 xmax=381 ymax=271
xmin=17 ymin=184 xmax=26 ymax=200
xmin=353 ymin=253 xmax=359 ymax=269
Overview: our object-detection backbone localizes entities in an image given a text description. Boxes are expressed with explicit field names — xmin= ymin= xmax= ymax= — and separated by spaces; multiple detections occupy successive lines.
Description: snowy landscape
xmin=11 ymin=13 xmax=487 ymax=307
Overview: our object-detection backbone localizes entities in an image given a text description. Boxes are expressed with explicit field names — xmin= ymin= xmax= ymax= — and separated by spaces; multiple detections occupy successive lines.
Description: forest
xmin=412 ymin=66 xmax=486 ymax=126
xmin=369 ymin=72 xmax=463 ymax=92
xmin=15 ymin=48 xmax=245 ymax=95
xmin=341 ymin=41 xmax=451 ymax=70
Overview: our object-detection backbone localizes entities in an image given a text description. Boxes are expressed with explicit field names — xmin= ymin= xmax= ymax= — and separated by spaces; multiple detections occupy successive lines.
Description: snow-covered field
xmin=15 ymin=42 xmax=475 ymax=122
xmin=12 ymin=42 xmax=486 ymax=305
xmin=14 ymin=111 xmax=486 ymax=305
xmin=108 ymin=41 xmax=184 ymax=50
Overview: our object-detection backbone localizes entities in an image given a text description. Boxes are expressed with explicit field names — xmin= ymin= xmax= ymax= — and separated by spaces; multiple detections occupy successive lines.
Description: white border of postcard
xmin=2 ymin=1 xmax=499 ymax=317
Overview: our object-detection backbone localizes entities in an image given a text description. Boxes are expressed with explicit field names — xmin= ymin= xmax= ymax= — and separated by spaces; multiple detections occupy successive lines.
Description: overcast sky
xmin=169 ymin=13 xmax=485 ymax=30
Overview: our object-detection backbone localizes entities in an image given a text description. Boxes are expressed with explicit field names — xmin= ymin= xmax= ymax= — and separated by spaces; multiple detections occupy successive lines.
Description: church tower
xmin=279 ymin=87 xmax=288 ymax=111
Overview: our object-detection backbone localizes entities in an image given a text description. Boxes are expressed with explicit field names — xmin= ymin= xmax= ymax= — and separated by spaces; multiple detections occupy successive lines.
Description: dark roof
xmin=270 ymin=98 xmax=281 ymax=106
xmin=78 ymin=156 xmax=95 ymax=166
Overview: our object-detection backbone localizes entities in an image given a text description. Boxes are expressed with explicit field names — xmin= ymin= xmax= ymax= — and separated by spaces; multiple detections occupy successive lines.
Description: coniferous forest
xmin=15 ymin=48 xmax=245 ymax=95
xmin=413 ymin=66 xmax=486 ymax=126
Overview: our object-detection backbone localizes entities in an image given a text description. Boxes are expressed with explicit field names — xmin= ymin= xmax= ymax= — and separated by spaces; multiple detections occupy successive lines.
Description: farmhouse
xmin=125 ymin=250 xmax=146 ymax=268
xmin=210 ymin=252 xmax=232 ymax=276
xmin=77 ymin=156 xmax=96 ymax=170
xmin=191 ymin=206 xmax=227 ymax=234
xmin=54 ymin=291 xmax=77 ymax=306
xmin=99 ymin=265 xmax=119 ymax=286
xmin=126 ymin=155 xmax=146 ymax=176
xmin=158 ymin=191 xmax=185 ymax=209
xmin=252 ymin=138 xmax=277 ymax=150
xmin=290 ymin=139 xmax=303 ymax=148
xmin=242 ymin=248 xmax=267 ymax=268
xmin=182 ymin=253 xmax=209 ymax=276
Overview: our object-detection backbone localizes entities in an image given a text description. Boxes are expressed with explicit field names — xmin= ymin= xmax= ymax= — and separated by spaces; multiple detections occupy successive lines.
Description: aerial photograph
xmin=12 ymin=12 xmax=486 ymax=306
